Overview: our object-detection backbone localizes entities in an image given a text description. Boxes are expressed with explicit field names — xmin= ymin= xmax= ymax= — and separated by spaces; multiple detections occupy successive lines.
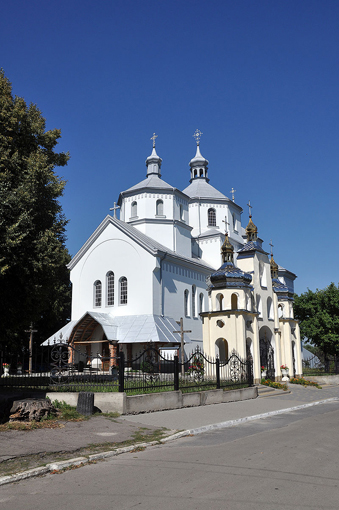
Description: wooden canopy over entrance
xmin=69 ymin=313 xmax=109 ymax=345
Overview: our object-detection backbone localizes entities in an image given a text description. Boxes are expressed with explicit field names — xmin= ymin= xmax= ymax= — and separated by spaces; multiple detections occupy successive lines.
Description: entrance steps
xmin=257 ymin=384 xmax=291 ymax=398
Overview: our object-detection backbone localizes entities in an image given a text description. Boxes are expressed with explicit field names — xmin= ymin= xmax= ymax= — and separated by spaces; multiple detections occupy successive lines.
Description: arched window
xmin=192 ymin=285 xmax=196 ymax=317
xmin=260 ymin=263 xmax=267 ymax=288
xmin=184 ymin=289 xmax=189 ymax=316
xmin=131 ymin=201 xmax=137 ymax=217
xmin=215 ymin=338 xmax=228 ymax=362
xmin=278 ymin=304 xmax=284 ymax=318
xmin=216 ymin=293 xmax=223 ymax=311
xmin=232 ymin=213 xmax=236 ymax=231
xmin=119 ymin=277 xmax=127 ymax=305
xmin=257 ymin=295 xmax=262 ymax=317
xmin=231 ymin=293 xmax=238 ymax=310
xmin=94 ymin=280 xmax=102 ymax=307
xmin=106 ymin=271 xmax=114 ymax=306
xmin=194 ymin=169 xmax=197 ymax=178
xmin=267 ymin=297 xmax=273 ymax=320
xmin=156 ymin=199 xmax=163 ymax=216
xmin=180 ymin=204 xmax=184 ymax=221
xmin=208 ymin=208 xmax=216 ymax=226
xmin=199 ymin=293 xmax=204 ymax=314
xmin=200 ymin=168 xmax=204 ymax=177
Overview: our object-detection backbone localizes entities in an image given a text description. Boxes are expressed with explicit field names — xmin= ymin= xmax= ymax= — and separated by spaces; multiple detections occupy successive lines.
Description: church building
xmin=46 ymin=130 xmax=302 ymax=382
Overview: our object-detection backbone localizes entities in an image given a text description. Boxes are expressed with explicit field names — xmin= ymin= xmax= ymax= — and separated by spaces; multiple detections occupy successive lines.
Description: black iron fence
xmin=0 ymin=343 xmax=253 ymax=394
xmin=302 ymin=353 xmax=339 ymax=375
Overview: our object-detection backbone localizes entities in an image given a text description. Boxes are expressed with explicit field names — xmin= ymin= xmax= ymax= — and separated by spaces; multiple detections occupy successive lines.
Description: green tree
xmin=294 ymin=283 xmax=339 ymax=357
xmin=0 ymin=69 xmax=71 ymax=353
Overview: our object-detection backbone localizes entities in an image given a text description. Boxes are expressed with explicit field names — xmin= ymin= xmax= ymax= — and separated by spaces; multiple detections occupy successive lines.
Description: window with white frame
xmin=199 ymin=293 xmax=204 ymax=314
xmin=232 ymin=213 xmax=236 ymax=231
xmin=156 ymin=199 xmax=163 ymax=216
xmin=208 ymin=208 xmax=216 ymax=226
xmin=184 ymin=289 xmax=189 ymax=316
xmin=192 ymin=285 xmax=196 ymax=317
xmin=131 ymin=201 xmax=137 ymax=217
xmin=119 ymin=277 xmax=127 ymax=305
xmin=94 ymin=280 xmax=102 ymax=307
xmin=106 ymin=271 xmax=114 ymax=306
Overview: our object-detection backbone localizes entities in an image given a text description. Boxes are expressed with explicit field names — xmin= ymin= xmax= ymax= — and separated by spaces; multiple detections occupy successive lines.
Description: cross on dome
xmin=230 ymin=187 xmax=236 ymax=202
xmin=269 ymin=239 xmax=274 ymax=256
xmin=247 ymin=200 xmax=253 ymax=217
xmin=193 ymin=129 xmax=203 ymax=145
xmin=150 ymin=132 xmax=158 ymax=148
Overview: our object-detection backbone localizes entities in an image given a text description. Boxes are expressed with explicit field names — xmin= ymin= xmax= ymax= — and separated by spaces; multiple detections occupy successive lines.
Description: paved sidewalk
xmin=1 ymin=383 xmax=338 ymax=484
xmin=120 ymin=383 xmax=339 ymax=430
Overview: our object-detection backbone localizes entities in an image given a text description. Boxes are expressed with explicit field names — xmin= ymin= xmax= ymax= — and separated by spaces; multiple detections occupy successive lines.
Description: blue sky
xmin=1 ymin=0 xmax=339 ymax=295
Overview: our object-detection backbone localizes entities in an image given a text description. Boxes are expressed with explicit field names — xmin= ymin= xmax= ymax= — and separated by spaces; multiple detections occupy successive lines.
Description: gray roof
xmin=182 ymin=179 xmax=228 ymax=200
xmin=123 ymin=174 xmax=174 ymax=193
xmin=42 ymin=314 xmax=188 ymax=345
xmin=68 ymin=216 xmax=214 ymax=272
xmin=237 ymin=241 xmax=268 ymax=255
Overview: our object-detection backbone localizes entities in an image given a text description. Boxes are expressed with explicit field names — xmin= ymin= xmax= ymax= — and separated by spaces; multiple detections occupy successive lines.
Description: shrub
xmin=289 ymin=377 xmax=322 ymax=389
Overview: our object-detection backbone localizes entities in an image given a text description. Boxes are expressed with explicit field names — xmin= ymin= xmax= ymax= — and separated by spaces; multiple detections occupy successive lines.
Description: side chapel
xmin=45 ymin=131 xmax=302 ymax=382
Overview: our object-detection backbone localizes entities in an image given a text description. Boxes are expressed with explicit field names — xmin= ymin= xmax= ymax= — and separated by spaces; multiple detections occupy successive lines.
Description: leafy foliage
xmin=0 ymin=69 xmax=71 ymax=352
xmin=294 ymin=283 xmax=339 ymax=356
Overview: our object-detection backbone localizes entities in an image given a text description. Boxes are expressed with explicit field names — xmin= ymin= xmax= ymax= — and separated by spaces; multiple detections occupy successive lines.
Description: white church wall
xmin=175 ymin=223 xmax=192 ymax=258
xmin=194 ymin=236 xmax=223 ymax=268
xmin=162 ymin=261 xmax=209 ymax=349
xmin=70 ymin=223 xmax=156 ymax=320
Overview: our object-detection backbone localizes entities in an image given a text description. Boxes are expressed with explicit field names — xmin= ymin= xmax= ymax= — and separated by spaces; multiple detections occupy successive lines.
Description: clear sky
xmin=1 ymin=0 xmax=338 ymax=295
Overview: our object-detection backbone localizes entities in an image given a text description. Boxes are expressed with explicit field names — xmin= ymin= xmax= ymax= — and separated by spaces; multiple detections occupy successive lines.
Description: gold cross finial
xmin=247 ymin=200 xmax=252 ymax=217
xmin=269 ymin=239 xmax=274 ymax=257
xmin=230 ymin=187 xmax=236 ymax=202
xmin=193 ymin=129 xmax=203 ymax=145
xmin=150 ymin=132 xmax=158 ymax=148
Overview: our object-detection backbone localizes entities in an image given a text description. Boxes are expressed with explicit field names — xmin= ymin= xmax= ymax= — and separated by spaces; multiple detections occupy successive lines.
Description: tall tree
xmin=294 ymin=283 xmax=339 ymax=356
xmin=0 ymin=69 xmax=71 ymax=352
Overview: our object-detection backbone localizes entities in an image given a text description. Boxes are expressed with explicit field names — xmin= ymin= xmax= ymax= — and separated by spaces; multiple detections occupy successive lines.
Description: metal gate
xmin=260 ymin=338 xmax=275 ymax=380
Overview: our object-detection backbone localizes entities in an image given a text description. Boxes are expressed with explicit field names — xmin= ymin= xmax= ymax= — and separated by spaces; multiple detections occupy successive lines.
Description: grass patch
xmin=0 ymin=426 xmax=170 ymax=477
xmin=289 ymin=377 xmax=322 ymax=388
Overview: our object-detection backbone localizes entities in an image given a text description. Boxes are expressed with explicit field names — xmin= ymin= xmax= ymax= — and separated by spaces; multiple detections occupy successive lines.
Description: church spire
xmin=245 ymin=200 xmax=258 ymax=242
xmin=269 ymin=239 xmax=279 ymax=279
xmin=146 ymin=132 xmax=162 ymax=178
xmin=221 ymin=232 xmax=234 ymax=264
xmin=189 ymin=129 xmax=209 ymax=182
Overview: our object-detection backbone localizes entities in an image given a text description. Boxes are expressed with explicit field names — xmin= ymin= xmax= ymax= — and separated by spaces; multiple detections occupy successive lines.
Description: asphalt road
xmin=1 ymin=398 xmax=338 ymax=510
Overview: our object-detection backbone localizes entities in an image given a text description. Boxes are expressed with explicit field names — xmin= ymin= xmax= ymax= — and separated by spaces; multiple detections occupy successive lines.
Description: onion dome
xmin=146 ymin=143 xmax=162 ymax=178
xmin=245 ymin=216 xmax=258 ymax=242
xmin=208 ymin=234 xmax=252 ymax=290
xmin=270 ymin=255 xmax=279 ymax=279
xmin=221 ymin=233 xmax=234 ymax=264
xmin=188 ymin=129 xmax=209 ymax=182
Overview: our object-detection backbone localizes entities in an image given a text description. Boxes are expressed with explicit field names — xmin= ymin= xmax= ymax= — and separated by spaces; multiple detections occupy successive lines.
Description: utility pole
xmin=25 ymin=323 xmax=37 ymax=374
xmin=173 ymin=318 xmax=191 ymax=377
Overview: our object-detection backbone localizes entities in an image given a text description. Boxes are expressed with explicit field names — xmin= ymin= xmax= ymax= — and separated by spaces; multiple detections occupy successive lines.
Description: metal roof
xmin=182 ymin=179 xmax=228 ymax=200
xmin=123 ymin=174 xmax=174 ymax=193
xmin=237 ymin=241 xmax=268 ymax=255
xmin=42 ymin=314 xmax=188 ymax=346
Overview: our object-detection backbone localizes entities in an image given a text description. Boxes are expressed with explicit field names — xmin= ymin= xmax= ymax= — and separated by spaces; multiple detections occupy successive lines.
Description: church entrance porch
xmin=259 ymin=328 xmax=275 ymax=380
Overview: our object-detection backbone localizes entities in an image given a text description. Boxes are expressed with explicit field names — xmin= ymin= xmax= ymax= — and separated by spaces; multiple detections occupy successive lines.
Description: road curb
xmin=1 ymin=397 xmax=338 ymax=486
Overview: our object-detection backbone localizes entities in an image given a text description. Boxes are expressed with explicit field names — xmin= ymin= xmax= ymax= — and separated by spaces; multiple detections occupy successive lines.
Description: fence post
xmin=118 ymin=351 xmax=125 ymax=392
xmin=216 ymin=358 xmax=220 ymax=389
xmin=174 ymin=355 xmax=179 ymax=391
